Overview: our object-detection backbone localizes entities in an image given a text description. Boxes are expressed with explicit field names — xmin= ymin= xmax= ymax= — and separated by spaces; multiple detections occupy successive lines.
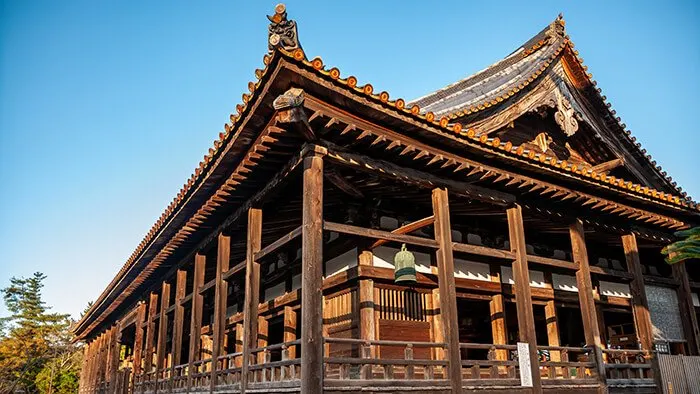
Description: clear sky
xmin=1 ymin=0 xmax=698 ymax=320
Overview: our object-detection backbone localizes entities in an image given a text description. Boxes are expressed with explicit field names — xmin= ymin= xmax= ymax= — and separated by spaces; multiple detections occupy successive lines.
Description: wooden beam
xmin=241 ymin=208 xmax=262 ymax=393
xmin=324 ymin=221 xmax=439 ymax=249
xmin=673 ymin=262 xmax=700 ymax=355
xmin=431 ymin=188 xmax=462 ymax=393
xmin=171 ymin=270 xmax=187 ymax=369
xmin=325 ymin=146 xmax=515 ymax=206
xmin=210 ymin=233 xmax=230 ymax=391
xmin=370 ymin=216 xmax=434 ymax=249
xmin=324 ymin=169 xmax=364 ymax=199
xmin=453 ymin=242 xmax=515 ymax=260
xmin=155 ymin=281 xmax=171 ymax=390
xmin=301 ymin=153 xmax=324 ymax=394
xmin=591 ymin=157 xmax=625 ymax=174
xmin=621 ymin=234 xmax=654 ymax=351
xmin=569 ymin=219 xmax=606 ymax=382
xmin=187 ymin=254 xmax=205 ymax=392
xmin=254 ymin=226 xmax=302 ymax=262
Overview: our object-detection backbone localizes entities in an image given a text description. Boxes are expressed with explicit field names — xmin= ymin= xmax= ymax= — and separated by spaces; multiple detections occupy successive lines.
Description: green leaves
xmin=661 ymin=227 xmax=700 ymax=264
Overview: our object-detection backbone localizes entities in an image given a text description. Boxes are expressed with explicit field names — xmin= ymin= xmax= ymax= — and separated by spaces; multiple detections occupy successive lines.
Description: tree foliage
xmin=662 ymin=227 xmax=700 ymax=264
xmin=0 ymin=272 xmax=81 ymax=393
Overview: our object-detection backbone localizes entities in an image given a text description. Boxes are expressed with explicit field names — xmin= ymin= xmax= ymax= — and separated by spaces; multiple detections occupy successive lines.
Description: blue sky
xmin=1 ymin=1 xmax=698 ymax=320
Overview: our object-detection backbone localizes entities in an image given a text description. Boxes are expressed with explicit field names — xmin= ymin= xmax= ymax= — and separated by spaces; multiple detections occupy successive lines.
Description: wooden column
xmin=507 ymin=204 xmax=542 ymax=391
xmin=545 ymin=301 xmax=561 ymax=363
xmin=187 ymin=254 xmax=206 ymax=391
xmin=569 ymin=219 xmax=606 ymax=381
xmin=430 ymin=289 xmax=445 ymax=360
xmin=283 ymin=306 xmax=297 ymax=359
xmin=241 ymin=208 xmax=262 ymax=393
xmin=155 ymin=281 xmax=171 ymax=393
xmin=144 ymin=292 xmax=159 ymax=376
xmin=490 ymin=265 xmax=507 ymax=361
xmin=432 ymin=188 xmax=462 ymax=393
xmin=109 ymin=324 xmax=121 ymax=394
xmin=235 ymin=323 xmax=244 ymax=367
xmin=210 ymin=233 xmax=230 ymax=391
xmin=301 ymin=153 xmax=324 ymax=394
xmin=358 ymin=250 xmax=376 ymax=356
xmin=171 ymin=269 xmax=187 ymax=376
xmin=673 ymin=261 xmax=700 ymax=355
xmin=131 ymin=302 xmax=147 ymax=393
xmin=622 ymin=234 xmax=654 ymax=351
xmin=257 ymin=316 xmax=269 ymax=364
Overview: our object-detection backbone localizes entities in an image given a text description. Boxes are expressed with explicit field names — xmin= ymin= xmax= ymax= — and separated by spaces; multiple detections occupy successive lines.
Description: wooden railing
xmin=323 ymin=338 xmax=449 ymax=388
xmin=188 ymin=357 xmax=212 ymax=388
xmin=602 ymin=348 xmax=654 ymax=386
xmin=246 ymin=340 xmax=301 ymax=384
xmin=537 ymin=345 xmax=597 ymax=381
xmin=459 ymin=343 xmax=519 ymax=383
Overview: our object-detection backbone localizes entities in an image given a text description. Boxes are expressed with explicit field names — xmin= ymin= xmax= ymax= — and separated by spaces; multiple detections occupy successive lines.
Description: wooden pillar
xmin=171 ymin=269 xmax=187 ymax=368
xmin=489 ymin=265 xmax=507 ymax=361
xmin=432 ymin=188 xmax=462 ymax=393
xmin=507 ymin=204 xmax=542 ymax=392
xmin=430 ymin=289 xmax=445 ymax=360
xmin=144 ymin=292 xmax=159 ymax=375
xmin=301 ymin=153 xmax=324 ymax=394
xmin=545 ymin=301 xmax=561 ymax=363
xmin=358 ymin=250 xmax=376 ymax=356
xmin=187 ymin=254 xmax=206 ymax=391
xmin=622 ymin=234 xmax=654 ymax=351
xmin=673 ymin=261 xmax=700 ymax=355
xmin=283 ymin=306 xmax=298 ymax=359
xmin=109 ymin=324 xmax=121 ymax=394
xmin=156 ymin=281 xmax=171 ymax=393
xmin=235 ymin=323 xmax=244 ymax=367
xmin=210 ymin=233 xmax=230 ymax=391
xmin=569 ymin=219 xmax=606 ymax=382
xmin=131 ymin=302 xmax=147 ymax=393
xmin=257 ymin=316 xmax=269 ymax=364
xmin=241 ymin=207 xmax=262 ymax=393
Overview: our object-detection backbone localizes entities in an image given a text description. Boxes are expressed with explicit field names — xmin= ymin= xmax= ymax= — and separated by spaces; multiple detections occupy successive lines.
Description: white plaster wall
xmin=454 ymin=259 xmax=491 ymax=282
xmin=324 ymin=248 xmax=358 ymax=278
xmin=501 ymin=266 xmax=546 ymax=288
xmin=599 ymin=281 xmax=631 ymax=298
xmin=552 ymin=274 xmax=578 ymax=292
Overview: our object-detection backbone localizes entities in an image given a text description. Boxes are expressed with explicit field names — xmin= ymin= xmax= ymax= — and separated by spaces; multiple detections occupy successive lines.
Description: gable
xmin=411 ymin=16 xmax=687 ymax=200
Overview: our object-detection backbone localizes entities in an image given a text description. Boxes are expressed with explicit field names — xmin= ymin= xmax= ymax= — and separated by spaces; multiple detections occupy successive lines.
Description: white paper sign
xmin=517 ymin=342 xmax=533 ymax=387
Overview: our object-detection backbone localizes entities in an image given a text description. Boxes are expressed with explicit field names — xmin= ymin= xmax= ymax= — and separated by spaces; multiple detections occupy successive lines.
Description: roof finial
xmin=267 ymin=3 xmax=302 ymax=52
xmin=546 ymin=13 xmax=566 ymax=41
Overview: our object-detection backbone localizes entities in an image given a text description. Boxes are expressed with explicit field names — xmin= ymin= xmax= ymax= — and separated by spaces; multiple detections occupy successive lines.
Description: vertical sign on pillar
xmin=301 ymin=152 xmax=324 ymax=394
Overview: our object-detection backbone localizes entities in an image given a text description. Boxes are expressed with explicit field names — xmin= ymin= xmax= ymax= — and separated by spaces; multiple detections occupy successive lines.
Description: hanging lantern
xmin=394 ymin=244 xmax=417 ymax=284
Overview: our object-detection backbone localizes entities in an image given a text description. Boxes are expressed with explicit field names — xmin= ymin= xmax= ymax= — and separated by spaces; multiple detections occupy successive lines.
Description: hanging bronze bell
xmin=394 ymin=243 xmax=417 ymax=284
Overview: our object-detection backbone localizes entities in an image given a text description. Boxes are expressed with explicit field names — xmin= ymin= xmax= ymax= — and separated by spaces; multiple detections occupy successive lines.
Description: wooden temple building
xmin=74 ymin=5 xmax=700 ymax=394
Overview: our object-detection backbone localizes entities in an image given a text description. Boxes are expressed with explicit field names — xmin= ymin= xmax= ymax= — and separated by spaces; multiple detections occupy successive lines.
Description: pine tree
xmin=0 ymin=272 xmax=73 ymax=393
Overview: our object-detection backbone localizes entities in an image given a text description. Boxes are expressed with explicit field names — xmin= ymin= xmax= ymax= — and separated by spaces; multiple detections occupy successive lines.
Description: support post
xmin=131 ymin=302 xmax=147 ymax=393
xmin=156 ymin=282 xmax=171 ymax=393
xmin=507 ymin=204 xmax=542 ymax=392
xmin=235 ymin=323 xmax=244 ymax=367
xmin=210 ymin=233 xmax=230 ymax=392
xmin=622 ymin=234 xmax=654 ymax=351
xmin=171 ymin=269 xmax=187 ymax=383
xmin=187 ymin=254 xmax=206 ymax=391
xmin=144 ymin=292 xmax=159 ymax=377
xmin=569 ymin=219 xmax=606 ymax=386
xmin=673 ymin=261 xmax=700 ymax=355
xmin=301 ymin=153 xmax=324 ymax=394
xmin=490 ymin=265 xmax=507 ymax=362
xmin=109 ymin=324 xmax=121 ymax=394
xmin=358 ymin=250 xmax=376 ymax=356
xmin=283 ymin=307 xmax=297 ymax=359
xmin=257 ymin=316 xmax=269 ymax=364
xmin=241 ymin=208 xmax=263 ymax=393
xmin=432 ymin=188 xmax=462 ymax=393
